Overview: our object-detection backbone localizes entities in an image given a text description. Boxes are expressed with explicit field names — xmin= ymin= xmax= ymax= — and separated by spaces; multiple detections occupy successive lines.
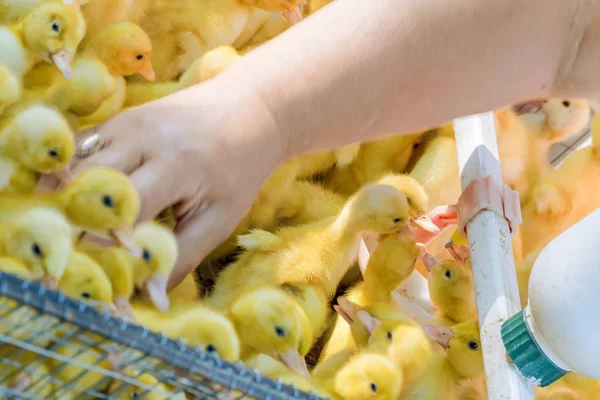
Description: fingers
xmin=167 ymin=204 xmax=227 ymax=291
xmin=70 ymin=138 xmax=143 ymax=177
xmin=128 ymin=159 xmax=186 ymax=223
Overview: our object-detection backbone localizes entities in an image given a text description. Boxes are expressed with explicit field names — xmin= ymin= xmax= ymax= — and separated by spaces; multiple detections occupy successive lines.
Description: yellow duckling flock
xmin=0 ymin=1 xmax=598 ymax=399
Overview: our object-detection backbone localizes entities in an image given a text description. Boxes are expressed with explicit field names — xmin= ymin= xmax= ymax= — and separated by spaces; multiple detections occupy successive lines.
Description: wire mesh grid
xmin=0 ymin=273 xmax=327 ymax=400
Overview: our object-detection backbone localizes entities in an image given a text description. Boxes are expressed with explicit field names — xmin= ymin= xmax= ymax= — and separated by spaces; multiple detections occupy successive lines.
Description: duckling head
xmin=228 ymin=286 xmax=313 ymax=377
xmin=60 ymin=167 xmax=140 ymax=244
xmin=175 ymin=307 xmax=241 ymax=361
xmin=85 ymin=22 xmax=154 ymax=80
xmin=132 ymin=221 xmax=178 ymax=312
xmin=422 ymin=320 xmax=484 ymax=378
xmin=428 ymin=259 xmax=474 ymax=312
xmin=0 ymin=258 xmax=32 ymax=280
xmin=376 ymin=174 xmax=439 ymax=233
xmin=334 ymin=353 xmax=403 ymax=400
xmin=1 ymin=105 xmax=74 ymax=174
xmin=59 ymin=251 xmax=114 ymax=305
xmin=279 ymin=282 xmax=328 ymax=336
xmin=341 ymin=184 xmax=410 ymax=234
xmin=1 ymin=209 xmax=72 ymax=288
xmin=542 ymin=99 xmax=590 ymax=141
xmin=55 ymin=57 xmax=116 ymax=117
xmin=22 ymin=2 xmax=86 ymax=78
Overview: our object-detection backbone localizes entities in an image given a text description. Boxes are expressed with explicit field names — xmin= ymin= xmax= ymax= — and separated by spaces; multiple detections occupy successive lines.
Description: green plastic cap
xmin=501 ymin=309 xmax=567 ymax=387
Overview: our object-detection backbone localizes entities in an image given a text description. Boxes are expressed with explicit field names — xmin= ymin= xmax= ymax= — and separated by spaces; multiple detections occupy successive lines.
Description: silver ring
xmin=75 ymin=132 xmax=106 ymax=159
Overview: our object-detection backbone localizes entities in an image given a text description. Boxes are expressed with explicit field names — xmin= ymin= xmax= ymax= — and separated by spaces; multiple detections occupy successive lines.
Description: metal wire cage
xmin=0 ymin=272 xmax=326 ymax=400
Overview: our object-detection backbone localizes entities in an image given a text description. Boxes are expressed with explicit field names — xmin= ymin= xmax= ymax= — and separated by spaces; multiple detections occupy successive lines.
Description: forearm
xmin=214 ymin=0 xmax=596 ymax=159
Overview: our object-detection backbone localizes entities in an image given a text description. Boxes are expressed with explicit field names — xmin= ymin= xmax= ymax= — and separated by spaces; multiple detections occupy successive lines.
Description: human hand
xmin=39 ymin=80 xmax=285 ymax=290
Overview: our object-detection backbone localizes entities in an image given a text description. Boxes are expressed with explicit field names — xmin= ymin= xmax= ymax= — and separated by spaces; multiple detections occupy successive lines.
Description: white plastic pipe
xmin=453 ymin=112 xmax=534 ymax=400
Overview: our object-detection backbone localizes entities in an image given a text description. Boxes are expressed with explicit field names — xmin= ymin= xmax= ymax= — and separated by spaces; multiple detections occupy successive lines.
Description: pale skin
xmin=51 ymin=0 xmax=600 ymax=289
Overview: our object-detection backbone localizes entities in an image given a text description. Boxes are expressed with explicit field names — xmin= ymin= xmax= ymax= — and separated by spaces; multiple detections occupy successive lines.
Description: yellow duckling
xmin=227 ymin=286 xmax=313 ymax=377
xmin=125 ymin=45 xmax=241 ymax=108
xmin=0 ymin=208 xmax=72 ymax=287
xmin=129 ymin=221 xmax=178 ymax=311
xmin=77 ymin=22 xmax=155 ymax=128
xmin=276 ymin=180 xmax=346 ymax=226
xmin=0 ymin=167 xmax=140 ymax=249
xmin=294 ymin=143 xmax=361 ymax=180
xmin=58 ymin=251 xmax=114 ymax=307
xmin=210 ymin=183 xmax=411 ymax=307
xmin=0 ymin=256 xmax=30 ymax=278
xmin=78 ymin=242 xmax=136 ymax=320
xmin=23 ymin=56 xmax=116 ymax=129
xmin=404 ymin=320 xmax=484 ymax=400
xmin=0 ymin=1 xmax=86 ymax=81
xmin=140 ymin=0 xmax=303 ymax=81
xmin=280 ymin=281 xmax=329 ymax=340
xmin=326 ymin=133 xmax=423 ymax=196
xmin=427 ymin=255 xmax=477 ymax=324
xmin=0 ymin=104 xmax=74 ymax=194
xmin=320 ymin=352 xmax=404 ymax=400
xmin=132 ymin=304 xmax=241 ymax=362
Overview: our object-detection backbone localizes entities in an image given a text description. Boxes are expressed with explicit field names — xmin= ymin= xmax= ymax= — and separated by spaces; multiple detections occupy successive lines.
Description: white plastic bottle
xmin=501 ymin=207 xmax=600 ymax=387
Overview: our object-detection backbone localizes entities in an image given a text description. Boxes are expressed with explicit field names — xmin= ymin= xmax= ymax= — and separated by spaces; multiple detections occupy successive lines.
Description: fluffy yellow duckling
xmin=427 ymin=256 xmax=476 ymax=324
xmin=78 ymin=242 xmax=136 ymax=320
xmin=107 ymin=370 xmax=187 ymax=399
xmin=124 ymin=45 xmax=241 ymax=108
xmin=326 ymin=134 xmax=422 ymax=195
xmin=520 ymin=115 xmax=600 ymax=256
xmin=209 ymin=183 xmax=411 ymax=307
xmin=404 ymin=320 xmax=484 ymax=400
xmin=132 ymin=304 xmax=241 ymax=361
xmin=276 ymin=180 xmax=346 ymax=226
xmin=294 ymin=143 xmax=361 ymax=179
xmin=0 ymin=104 xmax=74 ymax=194
xmin=81 ymin=0 xmax=150 ymax=36
xmin=77 ymin=22 xmax=155 ymax=128
xmin=227 ymin=286 xmax=313 ymax=377
xmin=140 ymin=0 xmax=302 ymax=81
xmin=58 ymin=251 xmax=114 ymax=307
xmin=280 ymin=281 xmax=329 ymax=340
xmin=0 ymin=1 xmax=86 ymax=80
xmin=0 ymin=167 xmax=140 ymax=248
xmin=0 ymin=208 xmax=72 ymax=287
xmin=129 ymin=221 xmax=178 ymax=311
xmin=324 ymin=352 xmax=404 ymax=400
xmin=23 ymin=56 xmax=116 ymax=129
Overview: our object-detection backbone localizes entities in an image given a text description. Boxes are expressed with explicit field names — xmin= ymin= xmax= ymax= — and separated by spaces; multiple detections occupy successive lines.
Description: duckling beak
xmin=53 ymin=165 xmax=72 ymax=186
xmin=114 ymin=295 xmax=137 ymax=323
xmin=356 ymin=310 xmax=382 ymax=336
xmin=49 ymin=49 xmax=73 ymax=79
xmin=277 ymin=349 xmax=310 ymax=378
xmin=419 ymin=245 xmax=439 ymax=272
xmin=422 ymin=325 xmax=455 ymax=349
xmin=410 ymin=215 xmax=440 ymax=234
xmin=445 ymin=241 xmax=470 ymax=263
xmin=109 ymin=227 xmax=143 ymax=258
xmin=513 ymin=100 xmax=545 ymax=115
xmin=334 ymin=296 xmax=360 ymax=324
xmin=141 ymin=273 xmax=169 ymax=312
xmin=282 ymin=5 xmax=303 ymax=24
xmin=137 ymin=59 xmax=156 ymax=81
xmin=39 ymin=275 xmax=58 ymax=290
xmin=390 ymin=291 xmax=437 ymax=326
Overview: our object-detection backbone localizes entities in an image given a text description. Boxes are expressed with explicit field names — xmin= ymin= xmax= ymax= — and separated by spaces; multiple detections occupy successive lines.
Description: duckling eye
xmin=393 ymin=217 xmax=402 ymax=223
xmin=274 ymin=326 xmax=286 ymax=337
xmin=407 ymin=198 xmax=414 ymax=206
xmin=562 ymin=100 xmax=570 ymax=107
xmin=136 ymin=54 xmax=144 ymax=60
xmin=467 ymin=340 xmax=479 ymax=351
xmin=32 ymin=243 xmax=43 ymax=258
xmin=102 ymin=195 xmax=114 ymax=208
xmin=48 ymin=149 xmax=58 ymax=158
xmin=132 ymin=393 xmax=139 ymax=399
xmin=370 ymin=383 xmax=378 ymax=393
xmin=81 ymin=292 xmax=91 ymax=299
xmin=444 ymin=269 xmax=452 ymax=279
xmin=142 ymin=249 xmax=151 ymax=262
xmin=206 ymin=344 xmax=216 ymax=353
xmin=51 ymin=21 xmax=60 ymax=33
xmin=386 ymin=331 xmax=393 ymax=340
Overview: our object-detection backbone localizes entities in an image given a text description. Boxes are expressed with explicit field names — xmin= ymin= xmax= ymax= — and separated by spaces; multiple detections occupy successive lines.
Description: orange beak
xmin=50 ymin=49 xmax=73 ymax=79
xmin=141 ymin=273 xmax=169 ymax=312
xmin=113 ymin=295 xmax=137 ymax=322
xmin=334 ymin=296 xmax=360 ymax=325
xmin=422 ymin=325 xmax=455 ymax=349
xmin=40 ymin=275 xmax=58 ymax=290
xmin=109 ymin=226 xmax=142 ymax=258
xmin=410 ymin=214 xmax=440 ymax=234
xmin=419 ymin=245 xmax=439 ymax=272
xmin=137 ymin=59 xmax=156 ymax=81
xmin=277 ymin=349 xmax=310 ymax=378
xmin=282 ymin=5 xmax=303 ymax=24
